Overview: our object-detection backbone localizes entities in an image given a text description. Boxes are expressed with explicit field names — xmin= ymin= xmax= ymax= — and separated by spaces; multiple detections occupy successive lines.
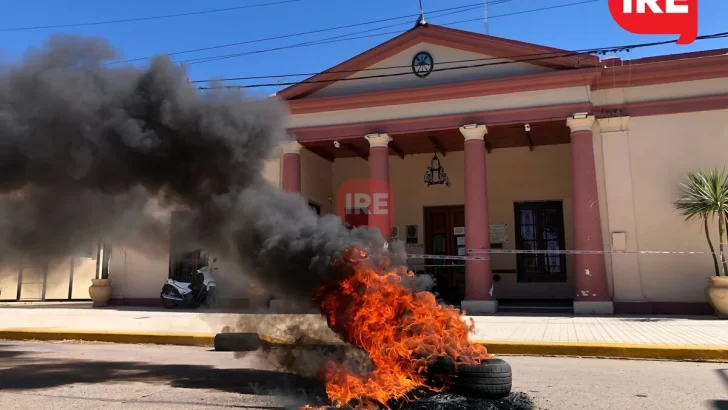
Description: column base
xmin=573 ymin=301 xmax=614 ymax=315
xmin=461 ymin=300 xmax=498 ymax=314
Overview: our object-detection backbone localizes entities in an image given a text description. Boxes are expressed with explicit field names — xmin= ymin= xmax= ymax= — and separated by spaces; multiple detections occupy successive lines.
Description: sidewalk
xmin=1 ymin=303 xmax=727 ymax=361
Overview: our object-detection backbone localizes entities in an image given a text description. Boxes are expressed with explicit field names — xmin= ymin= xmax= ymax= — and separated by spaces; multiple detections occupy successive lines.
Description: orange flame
xmin=308 ymin=247 xmax=493 ymax=409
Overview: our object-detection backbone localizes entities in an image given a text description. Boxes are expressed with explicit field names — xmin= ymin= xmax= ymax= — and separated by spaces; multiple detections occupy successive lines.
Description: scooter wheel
xmin=161 ymin=297 xmax=178 ymax=309
xmin=161 ymin=285 xmax=181 ymax=309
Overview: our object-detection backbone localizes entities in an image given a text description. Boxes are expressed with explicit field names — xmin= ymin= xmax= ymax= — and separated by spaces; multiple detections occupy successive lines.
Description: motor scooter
xmin=160 ymin=258 xmax=217 ymax=309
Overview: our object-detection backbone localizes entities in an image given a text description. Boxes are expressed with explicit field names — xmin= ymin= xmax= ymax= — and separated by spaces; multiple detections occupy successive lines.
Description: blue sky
xmin=1 ymin=0 xmax=726 ymax=96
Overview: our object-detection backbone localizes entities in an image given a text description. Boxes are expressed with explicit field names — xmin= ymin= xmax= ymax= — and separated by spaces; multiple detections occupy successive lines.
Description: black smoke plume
xmin=0 ymin=34 xmax=418 ymax=305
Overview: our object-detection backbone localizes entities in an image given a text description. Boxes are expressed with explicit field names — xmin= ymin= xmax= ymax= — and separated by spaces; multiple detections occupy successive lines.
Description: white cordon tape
xmin=405 ymin=247 xmax=724 ymax=261
xmin=465 ymin=248 xmax=720 ymax=255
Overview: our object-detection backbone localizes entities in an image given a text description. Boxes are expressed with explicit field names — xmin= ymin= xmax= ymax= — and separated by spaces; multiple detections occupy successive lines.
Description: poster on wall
xmin=457 ymin=236 xmax=465 ymax=246
xmin=454 ymin=227 xmax=465 ymax=236
xmin=406 ymin=225 xmax=418 ymax=244
xmin=390 ymin=225 xmax=400 ymax=240
xmin=490 ymin=224 xmax=508 ymax=243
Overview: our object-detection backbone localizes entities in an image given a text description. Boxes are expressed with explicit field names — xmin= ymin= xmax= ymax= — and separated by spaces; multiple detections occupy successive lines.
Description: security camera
xmin=333 ymin=141 xmax=341 ymax=148
xmin=524 ymin=124 xmax=531 ymax=132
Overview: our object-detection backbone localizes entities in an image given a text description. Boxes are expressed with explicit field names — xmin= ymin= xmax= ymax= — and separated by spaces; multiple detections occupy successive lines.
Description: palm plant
xmin=674 ymin=169 xmax=728 ymax=277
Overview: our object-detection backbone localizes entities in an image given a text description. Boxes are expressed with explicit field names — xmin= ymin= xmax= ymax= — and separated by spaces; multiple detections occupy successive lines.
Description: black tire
xmin=428 ymin=357 xmax=512 ymax=399
xmin=160 ymin=285 xmax=181 ymax=309
xmin=213 ymin=333 xmax=261 ymax=352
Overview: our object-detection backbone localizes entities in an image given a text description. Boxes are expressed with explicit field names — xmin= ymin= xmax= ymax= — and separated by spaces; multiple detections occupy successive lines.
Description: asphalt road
xmin=0 ymin=340 xmax=726 ymax=410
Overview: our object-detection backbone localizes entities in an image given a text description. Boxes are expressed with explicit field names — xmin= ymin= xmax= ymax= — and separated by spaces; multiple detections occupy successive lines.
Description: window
xmin=514 ymin=201 xmax=566 ymax=283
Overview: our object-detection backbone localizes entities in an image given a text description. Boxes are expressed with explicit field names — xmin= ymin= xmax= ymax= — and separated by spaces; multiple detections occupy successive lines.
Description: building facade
xmin=275 ymin=24 xmax=728 ymax=315
xmin=2 ymin=24 xmax=727 ymax=315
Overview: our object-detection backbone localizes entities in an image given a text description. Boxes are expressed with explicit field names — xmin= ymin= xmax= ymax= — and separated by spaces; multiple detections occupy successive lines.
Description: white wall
xmin=603 ymin=109 xmax=728 ymax=302
xmin=109 ymin=247 xmax=169 ymax=300
xmin=312 ymin=43 xmax=553 ymax=97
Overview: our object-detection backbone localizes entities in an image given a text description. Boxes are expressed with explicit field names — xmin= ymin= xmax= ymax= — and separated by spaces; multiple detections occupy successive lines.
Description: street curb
xmin=0 ymin=329 xmax=215 ymax=347
xmin=475 ymin=340 xmax=728 ymax=362
xmin=2 ymin=330 xmax=726 ymax=362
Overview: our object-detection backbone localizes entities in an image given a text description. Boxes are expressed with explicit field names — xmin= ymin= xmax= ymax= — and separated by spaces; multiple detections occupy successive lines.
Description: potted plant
xmin=674 ymin=169 xmax=728 ymax=317
xmin=89 ymin=241 xmax=113 ymax=307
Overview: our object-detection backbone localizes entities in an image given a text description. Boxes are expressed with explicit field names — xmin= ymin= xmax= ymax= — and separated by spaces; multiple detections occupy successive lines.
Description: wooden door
xmin=514 ymin=201 xmax=567 ymax=283
xmin=424 ymin=205 xmax=465 ymax=305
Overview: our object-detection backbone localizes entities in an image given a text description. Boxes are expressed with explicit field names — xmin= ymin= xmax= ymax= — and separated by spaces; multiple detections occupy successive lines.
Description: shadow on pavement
xmin=0 ymin=346 xmax=29 ymax=359
xmin=0 ymin=344 xmax=537 ymax=410
xmin=709 ymin=369 xmax=728 ymax=410
xmin=0 ymin=346 xmax=328 ymax=406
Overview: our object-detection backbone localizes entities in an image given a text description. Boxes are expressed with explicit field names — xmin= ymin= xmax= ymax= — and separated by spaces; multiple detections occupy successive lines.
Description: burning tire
xmin=428 ymin=357 xmax=512 ymax=399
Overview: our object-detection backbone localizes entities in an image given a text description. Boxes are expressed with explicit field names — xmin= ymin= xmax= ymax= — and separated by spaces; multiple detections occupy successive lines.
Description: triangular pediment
xmin=277 ymin=24 xmax=598 ymax=100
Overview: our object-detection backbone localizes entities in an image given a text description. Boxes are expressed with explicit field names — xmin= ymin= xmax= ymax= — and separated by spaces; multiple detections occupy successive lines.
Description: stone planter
xmin=706 ymin=276 xmax=728 ymax=318
xmin=89 ymin=278 xmax=113 ymax=307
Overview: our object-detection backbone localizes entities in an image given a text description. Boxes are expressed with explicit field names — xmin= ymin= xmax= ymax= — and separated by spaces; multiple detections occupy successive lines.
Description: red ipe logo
xmin=609 ymin=0 xmax=698 ymax=45
xmin=335 ymin=179 xmax=394 ymax=228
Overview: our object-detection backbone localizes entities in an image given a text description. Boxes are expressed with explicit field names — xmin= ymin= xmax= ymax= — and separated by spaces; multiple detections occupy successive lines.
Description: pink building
xmin=272 ymin=24 xmax=728 ymax=315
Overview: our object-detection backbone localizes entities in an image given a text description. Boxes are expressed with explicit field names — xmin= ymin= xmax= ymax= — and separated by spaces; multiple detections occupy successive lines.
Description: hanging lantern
xmin=424 ymin=150 xmax=450 ymax=187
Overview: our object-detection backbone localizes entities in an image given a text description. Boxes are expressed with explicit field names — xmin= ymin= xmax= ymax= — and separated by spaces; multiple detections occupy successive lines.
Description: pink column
xmin=281 ymin=141 xmax=303 ymax=193
xmin=365 ymin=133 xmax=392 ymax=239
xmin=459 ymin=124 xmax=496 ymax=314
xmin=567 ymin=115 xmax=613 ymax=314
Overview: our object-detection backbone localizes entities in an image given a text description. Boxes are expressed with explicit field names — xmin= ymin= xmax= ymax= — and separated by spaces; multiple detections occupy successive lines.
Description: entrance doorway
xmin=423 ymin=205 xmax=465 ymax=306
xmin=499 ymin=201 xmax=571 ymax=313
xmin=513 ymin=201 xmax=567 ymax=283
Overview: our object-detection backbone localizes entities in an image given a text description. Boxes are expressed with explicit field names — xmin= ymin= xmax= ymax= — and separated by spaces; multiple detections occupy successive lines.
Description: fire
xmin=308 ymin=247 xmax=493 ymax=409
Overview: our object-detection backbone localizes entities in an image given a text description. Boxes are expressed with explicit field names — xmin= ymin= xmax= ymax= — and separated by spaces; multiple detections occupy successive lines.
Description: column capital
xmin=459 ymin=124 xmax=488 ymax=141
xmin=281 ymin=140 xmax=303 ymax=155
xmin=597 ymin=116 xmax=630 ymax=135
xmin=566 ymin=115 xmax=596 ymax=133
xmin=365 ymin=133 xmax=392 ymax=148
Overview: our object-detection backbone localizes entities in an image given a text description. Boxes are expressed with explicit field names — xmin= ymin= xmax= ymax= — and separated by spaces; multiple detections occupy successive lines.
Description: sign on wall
xmin=390 ymin=225 xmax=400 ymax=240
xmin=406 ymin=225 xmax=418 ymax=244
xmin=490 ymin=224 xmax=508 ymax=244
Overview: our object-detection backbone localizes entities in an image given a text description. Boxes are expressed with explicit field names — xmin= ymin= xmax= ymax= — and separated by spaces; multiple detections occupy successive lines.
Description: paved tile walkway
xmin=469 ymin=315 xmax=728 ymax=346
xmin=1 ymin=303 xmax=727 ymax=347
